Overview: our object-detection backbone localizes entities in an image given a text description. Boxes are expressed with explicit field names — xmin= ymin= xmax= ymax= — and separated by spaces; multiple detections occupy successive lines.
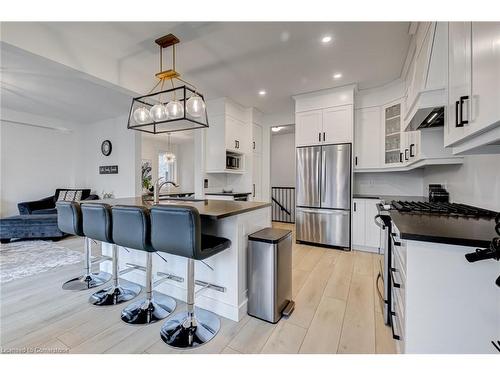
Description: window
xmin=158 ymin=151 xmax=177 ymax=182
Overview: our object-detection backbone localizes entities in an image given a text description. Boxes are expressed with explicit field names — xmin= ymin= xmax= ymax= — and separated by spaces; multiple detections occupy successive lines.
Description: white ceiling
xmin=0 ymin=42 xmax=134 ymax=124
xmin=1 ymin=22 xmax=411 ymax=123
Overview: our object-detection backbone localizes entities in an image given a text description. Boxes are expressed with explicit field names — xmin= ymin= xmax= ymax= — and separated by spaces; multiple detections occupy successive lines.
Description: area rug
xmin=0 ymin=240 xmax=83 ymax=284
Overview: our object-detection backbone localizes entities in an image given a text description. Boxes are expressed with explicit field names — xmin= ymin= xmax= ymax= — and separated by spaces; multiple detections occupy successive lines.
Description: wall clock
xmin=101 ymin=140 xmax=112 ymax=156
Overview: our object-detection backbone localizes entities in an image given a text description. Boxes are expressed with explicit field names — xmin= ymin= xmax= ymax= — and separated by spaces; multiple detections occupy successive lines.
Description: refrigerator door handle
xmin=321 ymin=149 xmax=326 ymax=204
xmin=298 ymin=208 xmax=349 ymax=215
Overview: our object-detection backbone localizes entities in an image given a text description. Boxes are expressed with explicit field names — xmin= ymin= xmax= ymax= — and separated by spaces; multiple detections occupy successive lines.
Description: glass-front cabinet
xmin=384 ymin=102 xmax=402 ymax=165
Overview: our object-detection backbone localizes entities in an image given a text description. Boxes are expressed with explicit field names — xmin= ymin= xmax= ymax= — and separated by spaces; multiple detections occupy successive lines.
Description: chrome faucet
xmin=153 ymin=177 xmax=180 ymax=204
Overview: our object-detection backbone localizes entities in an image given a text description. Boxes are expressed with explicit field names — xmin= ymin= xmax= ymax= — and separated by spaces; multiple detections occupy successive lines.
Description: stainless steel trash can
xmin=247 ymin=228 xmax=295 ymax=323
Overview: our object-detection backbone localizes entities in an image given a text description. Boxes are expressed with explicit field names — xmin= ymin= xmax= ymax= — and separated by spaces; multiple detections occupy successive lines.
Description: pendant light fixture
xmin=127 ymin=34 xmax=209 ymax=134
xmin=164 ymin=133 xmax=176 ymax=163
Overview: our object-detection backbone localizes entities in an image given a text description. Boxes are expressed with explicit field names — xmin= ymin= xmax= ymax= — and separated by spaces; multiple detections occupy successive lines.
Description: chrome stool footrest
xmin=62 ymin=272 xmax=111 ymax=291
xmin=89 ymin=281 xmax=141 ymax=306
xmin=121 ymin=293 xmax=176 ymax=324
xmin=160 ymin=307 xmax=221 ymax=349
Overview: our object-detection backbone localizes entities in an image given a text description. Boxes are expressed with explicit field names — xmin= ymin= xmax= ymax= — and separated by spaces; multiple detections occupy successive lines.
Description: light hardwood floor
xmin=0 ymin=223 xmax=396 ymax=354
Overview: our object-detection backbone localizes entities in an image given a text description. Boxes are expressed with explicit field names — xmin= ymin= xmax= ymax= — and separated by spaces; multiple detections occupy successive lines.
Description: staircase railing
xmin=271 ymin=187 xmax=295 ymax=223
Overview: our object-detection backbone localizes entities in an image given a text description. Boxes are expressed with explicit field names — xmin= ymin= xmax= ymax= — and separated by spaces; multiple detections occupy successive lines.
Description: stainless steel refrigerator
xmin=296 ymin=143 xmax=351 ymax=249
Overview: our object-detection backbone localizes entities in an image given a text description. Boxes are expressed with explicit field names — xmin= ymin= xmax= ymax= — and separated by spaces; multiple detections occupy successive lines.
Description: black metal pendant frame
xmin=127 ymin=85 xmax=209 ymax=134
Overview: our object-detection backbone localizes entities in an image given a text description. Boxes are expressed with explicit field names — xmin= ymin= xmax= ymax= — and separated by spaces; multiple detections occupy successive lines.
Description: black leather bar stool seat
xmin=112 ymin=205 xmax=176 ymax=324
xmin=56 ymin=201 xmax=110 ymax=290
xmin=150 ymin=205 xmax=231 ymax=349
xmin=81 ymin=203 xmax=141 ymax=306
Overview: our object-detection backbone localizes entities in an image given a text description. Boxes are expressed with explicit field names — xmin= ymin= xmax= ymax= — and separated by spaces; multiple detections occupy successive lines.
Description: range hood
xmin=407 ymin=105 xmax=444 ymax=130
xmin=404 ymin=22 xmax=447 ymax=132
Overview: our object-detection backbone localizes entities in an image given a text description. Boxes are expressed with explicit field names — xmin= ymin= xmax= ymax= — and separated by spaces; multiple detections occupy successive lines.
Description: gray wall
xmin=271 ymin=131 xmax=295 ymax=188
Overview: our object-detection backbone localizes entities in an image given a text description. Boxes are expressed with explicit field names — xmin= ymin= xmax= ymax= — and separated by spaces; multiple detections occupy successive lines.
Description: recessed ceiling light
xmin=321 ymin=35 xmax=332 ymax=44
xmin=333 ymin=73 xmax=343 ymax=79
xmin=258 ymin=90 xmax=267 ymax=96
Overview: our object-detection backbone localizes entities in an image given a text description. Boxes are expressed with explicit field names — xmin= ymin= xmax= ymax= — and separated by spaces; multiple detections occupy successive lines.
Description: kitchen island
xmin=91 ymin=197 xmax=271 ymax=322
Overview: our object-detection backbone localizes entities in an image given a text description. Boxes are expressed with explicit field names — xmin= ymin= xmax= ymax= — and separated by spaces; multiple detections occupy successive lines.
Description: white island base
xmin=100 ymin=206 xmax=271 ymax=322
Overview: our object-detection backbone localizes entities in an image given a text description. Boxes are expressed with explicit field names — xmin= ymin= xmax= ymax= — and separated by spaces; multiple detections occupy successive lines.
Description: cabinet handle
xmin=405 ymin=148 xmax=409 ymax=161
xmin=318 ymin=132 xmax=321 ymax=142
xmin=323 ymin=132 xmax=326 ymax=141
xmin=390 ymin=268 xmax=401 ymax=288
xmin=391 ymin=232 xmax=401 ymax=246
xmin=253 ymin=141 xmax=255 ymax=150
xmin=455 ymin=100 xmax=462 ymax=127
xmin=459 ymin=95 xmax=469 ymax=125
xmin=234 ymin=140 xmax=237 ymax=149
xmin=410 ymin=144 xmax=415 ymax=157
xmin=355 ymin=156 xmax=358 ymax=166
xmin=390 ymin=312 xmax=401 ymax=341
xmin=399 ymin=152 xmax=403 ymax=163
xmin=354 ymin=202 xmax=357 ymax=211
xmin=253 ymin=184 xmax=255 ymax=198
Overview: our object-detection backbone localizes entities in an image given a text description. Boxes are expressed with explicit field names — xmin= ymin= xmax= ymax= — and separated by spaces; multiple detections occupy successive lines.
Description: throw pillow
xmin=57 ymin=190 xmax=83 ymax=202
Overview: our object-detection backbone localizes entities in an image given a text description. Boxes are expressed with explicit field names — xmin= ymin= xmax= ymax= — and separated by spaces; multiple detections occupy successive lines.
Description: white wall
xmin=423 ymin=154 xmax=500 ymax=211
xmin=76 ymin=115 xmax=141 ymax=199
xmin=354 ymin=170 xmax=425 ymax=197
xmin=0 ymin=111 xmax=79 ymax=217
xmin=271 ymin=131 xmax=295 ymax=188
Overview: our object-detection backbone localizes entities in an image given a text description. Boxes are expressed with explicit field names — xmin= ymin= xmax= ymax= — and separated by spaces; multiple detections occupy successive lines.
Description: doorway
xmin=270 ymin=124 xmax=295 ymax=223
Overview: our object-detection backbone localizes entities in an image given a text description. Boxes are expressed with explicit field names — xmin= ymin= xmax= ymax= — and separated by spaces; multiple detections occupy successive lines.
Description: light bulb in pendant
xmin=166 ymin=100 xmax=184 ymax=119
xmin=149 ymin=104 xmax=167 ymax=122
xmin=164 ymin=152 xmax=176 ymax=163
xmin=186 ymin=94 xmax=206 ymax=118
xmin=133 ymin=106 xmax=151 ymax=124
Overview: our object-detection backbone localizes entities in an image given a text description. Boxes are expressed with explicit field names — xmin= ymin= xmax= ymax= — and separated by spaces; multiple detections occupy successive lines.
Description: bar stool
xmin=111 ymin=205 xmax=176 ymax=324
xmin=81 ymin=203 xmax=141 ymax=306
xmin=150 ymin=205 xmax=231 ymax=349
xmin=56 ymin=201 xmax=111 ymax=290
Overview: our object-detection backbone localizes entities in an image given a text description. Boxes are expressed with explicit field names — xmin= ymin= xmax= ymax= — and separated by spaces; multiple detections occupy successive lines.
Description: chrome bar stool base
xmin=89 ymin=281 xmax=141 ymax=306
xmin=62 ymin=272 xmax=111 ymax=291
xmin=121 ymin=293 xmax=176 ymax=325
xmin=160 ymin=307 xmax=221 ymax=349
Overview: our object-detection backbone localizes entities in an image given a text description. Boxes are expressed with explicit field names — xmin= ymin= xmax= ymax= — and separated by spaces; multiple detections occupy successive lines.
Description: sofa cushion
xmin=57 ymin=190 xmax=83 ymax=202
xmin=32 ymin=208 xmax=58 ymax=215
xmin=0 ymin=214 xmax=66 ymax=241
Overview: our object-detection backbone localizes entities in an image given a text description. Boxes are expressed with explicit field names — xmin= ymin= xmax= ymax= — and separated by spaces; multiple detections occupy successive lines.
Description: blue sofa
xmin=0 ymin=188 xmax=98 ymax=243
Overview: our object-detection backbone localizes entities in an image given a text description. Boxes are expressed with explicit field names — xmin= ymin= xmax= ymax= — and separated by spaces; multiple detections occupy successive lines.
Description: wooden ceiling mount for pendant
xmin=155 ymin=34 xmax=181 ymax=80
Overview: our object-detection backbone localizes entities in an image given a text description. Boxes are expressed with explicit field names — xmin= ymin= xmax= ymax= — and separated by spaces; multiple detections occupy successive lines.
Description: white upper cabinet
xmin=446 ymin=22 xmax=472 ymax=146
xmin=252 ymin=123 xmax=263 ymax=154
xmin=294 ymin=86 xmax=355 ymax=147
xmin=323 ymin=105 xmax=353 ymax=144
xmin=225 ymin=116 xmax=248 ymax=153
xmin=205 ymin=98 xmax=250 ymax=173
xmin=470 ymin=22 xmax=500 ymax=136
xmin=296 ymin=106 xmax=353 ymax=147
xmin=354 ymin=106 xmax=382 ymax=169
xmin=295 ymin=110 xmax=323 ymax=146
xmin=447 ymin=22 xmax=500 ymax=153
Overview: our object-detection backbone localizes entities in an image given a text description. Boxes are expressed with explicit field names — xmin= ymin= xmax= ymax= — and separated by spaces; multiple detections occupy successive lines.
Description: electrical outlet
xmin=204 ymin=179 xmax=208 ymax=188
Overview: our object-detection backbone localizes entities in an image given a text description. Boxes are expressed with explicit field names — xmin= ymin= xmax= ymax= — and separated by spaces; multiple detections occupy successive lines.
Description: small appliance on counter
xmin=428 ymin=184 xmax=449 ymax=203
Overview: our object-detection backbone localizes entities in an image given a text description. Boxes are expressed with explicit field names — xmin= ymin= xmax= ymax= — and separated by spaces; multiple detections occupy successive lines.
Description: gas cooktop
xmin=391 ymin=200 xmax=498 ymax=219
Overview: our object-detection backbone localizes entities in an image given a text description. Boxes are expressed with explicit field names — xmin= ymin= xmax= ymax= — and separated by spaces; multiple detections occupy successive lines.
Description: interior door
xmin=296 ymin=146 xmax=321 ymax=208
xmin=320 ymin=144 xmax=351 ymax=210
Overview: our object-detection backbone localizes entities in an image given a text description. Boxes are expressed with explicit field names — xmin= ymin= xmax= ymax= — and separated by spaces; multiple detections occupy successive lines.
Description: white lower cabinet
xmin=390 ymin=224 xmax=499 ymax=354
xmin=352 ymin=198 xmax=381 ymax=252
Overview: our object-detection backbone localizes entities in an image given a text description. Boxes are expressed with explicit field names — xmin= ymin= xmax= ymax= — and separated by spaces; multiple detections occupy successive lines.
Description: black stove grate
xmin=391 ymin=200 xmax=498 ymax=219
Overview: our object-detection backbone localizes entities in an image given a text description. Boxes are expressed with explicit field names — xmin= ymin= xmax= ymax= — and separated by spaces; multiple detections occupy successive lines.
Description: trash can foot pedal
xmin=282 ymin=300 xmax=295 ymax=318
